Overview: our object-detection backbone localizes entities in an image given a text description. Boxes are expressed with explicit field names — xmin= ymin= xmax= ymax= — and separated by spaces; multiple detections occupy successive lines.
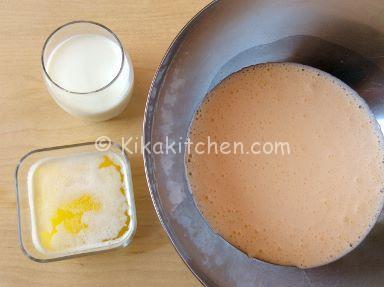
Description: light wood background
xmin=0 ymin=1 xmax=211 ymax=286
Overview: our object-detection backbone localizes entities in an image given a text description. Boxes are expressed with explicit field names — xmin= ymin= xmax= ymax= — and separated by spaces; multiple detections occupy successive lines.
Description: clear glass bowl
xmin=15 ymin=141 xmax=136 ymax=262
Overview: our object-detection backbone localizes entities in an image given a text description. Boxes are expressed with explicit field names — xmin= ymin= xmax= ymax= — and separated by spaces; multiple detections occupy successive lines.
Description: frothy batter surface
xmin=186 ymin=62 xmax=384 ymax=268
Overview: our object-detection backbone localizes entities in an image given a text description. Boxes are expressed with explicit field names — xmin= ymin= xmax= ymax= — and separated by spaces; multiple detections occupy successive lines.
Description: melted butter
xmin=31 ymin=153 xmax=131 ymax=253
xmin=99 ymin=155 xmax=125 ymax=196
xmin=104 ymin=210 xmax=130 ymax=242
xmin=99 ymin=155 xmax=129 ymax=239
xmin=40 ymin=195 xmax=101 ymax=250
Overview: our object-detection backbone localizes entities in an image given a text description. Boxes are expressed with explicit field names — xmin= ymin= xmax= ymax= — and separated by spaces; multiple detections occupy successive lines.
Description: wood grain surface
xmin=0 ymin=1 xmax=211 ymax=286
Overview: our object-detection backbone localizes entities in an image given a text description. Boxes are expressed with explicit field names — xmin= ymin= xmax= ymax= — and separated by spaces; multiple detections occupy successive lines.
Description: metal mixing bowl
xmin=143 ymin=0 xmax=384 ymax=286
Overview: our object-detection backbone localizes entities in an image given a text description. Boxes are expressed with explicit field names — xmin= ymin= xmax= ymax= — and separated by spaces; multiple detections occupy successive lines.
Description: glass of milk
xmin=41 ymin=21 xmax=134 ymax=121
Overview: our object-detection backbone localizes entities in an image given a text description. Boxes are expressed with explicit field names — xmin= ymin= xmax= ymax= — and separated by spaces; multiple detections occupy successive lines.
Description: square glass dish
xmin=15 ymin=141 xmax=136 ymax=262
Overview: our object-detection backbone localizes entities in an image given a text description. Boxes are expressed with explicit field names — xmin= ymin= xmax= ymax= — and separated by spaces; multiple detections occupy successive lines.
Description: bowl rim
xmin=143 ymin=0 xmax=219 ymax=286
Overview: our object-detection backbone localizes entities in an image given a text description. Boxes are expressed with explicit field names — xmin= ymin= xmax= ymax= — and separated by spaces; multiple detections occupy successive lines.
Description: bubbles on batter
xmin=185 ymin=62 xmax=384 ymax=268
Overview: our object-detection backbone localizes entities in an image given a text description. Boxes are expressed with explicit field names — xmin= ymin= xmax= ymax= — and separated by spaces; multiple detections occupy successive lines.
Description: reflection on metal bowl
xmin=144 ymin=0 xmax=384 ymax=286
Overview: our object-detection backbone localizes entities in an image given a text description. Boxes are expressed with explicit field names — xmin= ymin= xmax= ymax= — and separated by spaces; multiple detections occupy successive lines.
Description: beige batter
xmin=186 ymin=62 xmax=384 ymax=268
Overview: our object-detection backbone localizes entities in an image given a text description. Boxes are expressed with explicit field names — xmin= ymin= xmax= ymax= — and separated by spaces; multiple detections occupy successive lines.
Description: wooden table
xmin=0 ymin=1 xmax=211 ymax=286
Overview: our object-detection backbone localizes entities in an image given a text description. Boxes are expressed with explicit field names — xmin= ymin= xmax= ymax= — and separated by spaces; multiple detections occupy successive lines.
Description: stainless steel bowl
xmin=143 ymin=0 xmax=384 ymax=286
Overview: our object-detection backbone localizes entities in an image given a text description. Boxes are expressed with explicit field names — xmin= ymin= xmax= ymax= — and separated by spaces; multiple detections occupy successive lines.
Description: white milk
xmin=45 ymin=34 xmax=134 ymax=121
